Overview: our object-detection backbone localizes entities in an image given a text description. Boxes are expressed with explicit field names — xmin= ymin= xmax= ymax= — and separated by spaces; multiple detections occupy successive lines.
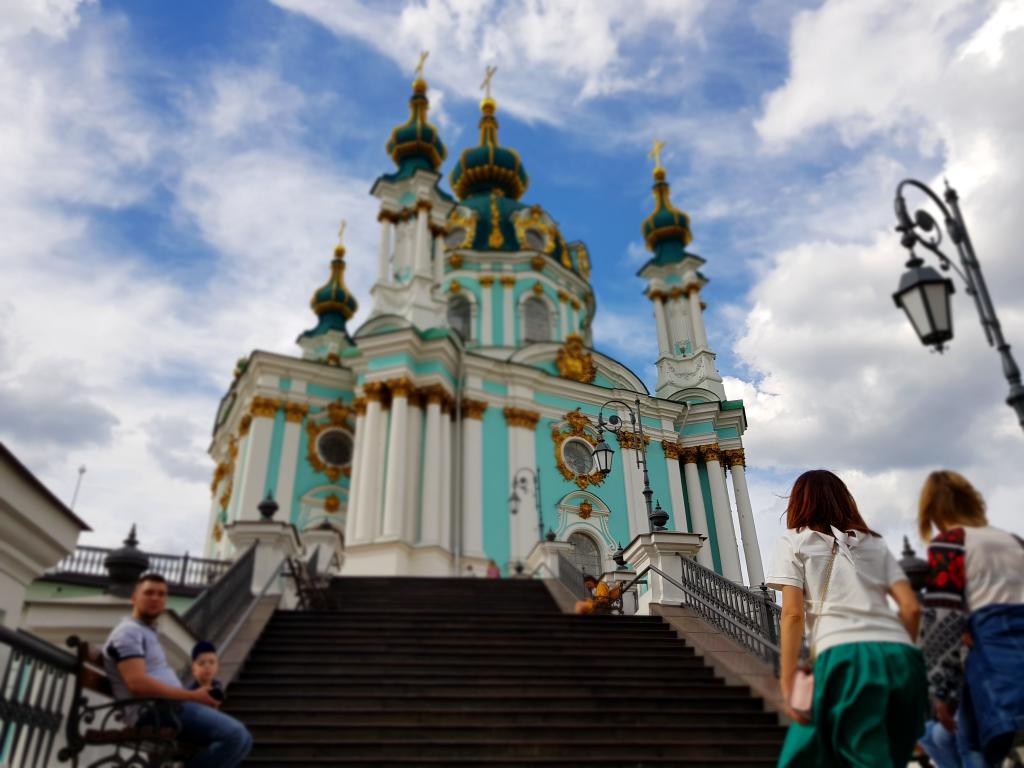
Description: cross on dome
xmin=337 ymin=219 xmax=346 ymax=248
xmin=480 ymin=65 xmax=497 ymax=100
xmin=648 ymin=139 xmax=665 ymax=172
xmin=415 ymin=50 xmax=429 ymax=79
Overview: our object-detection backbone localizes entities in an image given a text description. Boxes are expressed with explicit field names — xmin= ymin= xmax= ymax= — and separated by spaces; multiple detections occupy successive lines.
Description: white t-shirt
xmin=767 ymin=527 xmax=913 ymax=655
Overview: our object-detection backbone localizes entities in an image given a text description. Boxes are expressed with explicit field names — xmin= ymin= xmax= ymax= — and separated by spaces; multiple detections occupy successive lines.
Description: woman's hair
xmin=786 ymin=469 xmax=879 ymax=536
xmin=918 ymin=470 xmax=987 ymax=541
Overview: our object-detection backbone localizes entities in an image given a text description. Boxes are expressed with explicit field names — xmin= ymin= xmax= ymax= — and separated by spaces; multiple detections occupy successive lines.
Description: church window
xmin=568 ymin=531 xmax=602 ymax=577
xmin=522 ymin=296 xmax=550 ymax=342
xmin=523 ymin=227 xmax=547 ymax=251
xmin=562 ymin=438 xmax=594 ymax=476
xmin=448 ymin=295 xmax=471 ymax=340
xmin=445 ymin=227 xmax=468 ymax=248
xmin=316 ymin=429 xmax=354 ymax=468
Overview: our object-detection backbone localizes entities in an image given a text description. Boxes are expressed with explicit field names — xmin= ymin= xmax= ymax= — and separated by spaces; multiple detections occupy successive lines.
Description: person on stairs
xmin=767 ymin=469 xmax=928 ymax=768
xmin=103 ymin=572 xmax=253 ymax=768
xmin=574 ymin=574 xmax=622 ymax=615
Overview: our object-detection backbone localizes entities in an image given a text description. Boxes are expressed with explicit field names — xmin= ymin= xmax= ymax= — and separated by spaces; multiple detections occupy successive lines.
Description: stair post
xmin=225 ymin=519 xmax=304 ymax=595
xmin=622 ymin=531 xmax=703 ymax=615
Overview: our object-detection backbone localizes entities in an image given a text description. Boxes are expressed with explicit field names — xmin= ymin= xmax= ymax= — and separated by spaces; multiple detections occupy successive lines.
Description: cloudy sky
xmin=2 ymin=0 xmax=1022 ymax=566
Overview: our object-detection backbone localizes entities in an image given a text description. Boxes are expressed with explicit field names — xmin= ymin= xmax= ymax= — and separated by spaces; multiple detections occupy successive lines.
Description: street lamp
xmin=893 ymin=179 xmax=1024 ymax=429
xmin=509 ymin=467 xmax=545 ymax=549
xmin=591 ymin=395 xmax=668 ymax=532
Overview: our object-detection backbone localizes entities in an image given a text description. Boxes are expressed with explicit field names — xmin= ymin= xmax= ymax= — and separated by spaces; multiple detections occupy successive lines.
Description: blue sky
xmin=2 ymin=0 xmax=1022 ymax=565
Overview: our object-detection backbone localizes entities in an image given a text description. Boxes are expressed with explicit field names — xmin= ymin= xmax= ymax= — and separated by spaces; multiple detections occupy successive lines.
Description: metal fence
xmin=182 ymin=544 xmax=256 ymax=645
xmin=0 ymin=626 xmax=76 ymax=768
xmin=677 ymin=554 xmax=781 ymax=669
xmin=48 ymin=545 xmax=231 ymax=587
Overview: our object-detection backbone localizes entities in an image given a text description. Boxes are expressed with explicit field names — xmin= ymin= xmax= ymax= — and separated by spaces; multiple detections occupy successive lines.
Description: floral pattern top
xmin=921 ymin=528 xmax=967 ymax=706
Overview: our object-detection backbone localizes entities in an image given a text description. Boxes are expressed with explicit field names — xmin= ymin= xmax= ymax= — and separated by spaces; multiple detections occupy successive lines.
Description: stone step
xmin=227 ymin=681 xmax=742 ymax=698
xmin=243 ymin=759 xmax=775 ymax=767
xmin=240 ymin=650 xmax=708 ymax=668
xmin=245 ymin=739 xmax=783 ymax=760
xmin=227 ymin=708 xmax=780 ymax=728
xmin=242 ymin=724 xmax=786 ymax=743
xmin=247 ymin=636 xmax=690 ymax=652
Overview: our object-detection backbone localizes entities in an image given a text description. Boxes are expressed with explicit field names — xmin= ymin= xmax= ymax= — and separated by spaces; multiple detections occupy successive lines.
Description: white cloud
xmin=271 ymin=0 xmax=710 ymax=122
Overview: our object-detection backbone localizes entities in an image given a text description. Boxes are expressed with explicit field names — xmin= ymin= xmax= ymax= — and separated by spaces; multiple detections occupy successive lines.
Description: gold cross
xmin=480 ymin=65 xmax=497 ymax=99
xmin=648 ymin=139 xmax=665 ymax=171
xmin=415 ymin=50 xmax=429 ymax=78
xmin=337 ymin=219 xmax=346 ymax=247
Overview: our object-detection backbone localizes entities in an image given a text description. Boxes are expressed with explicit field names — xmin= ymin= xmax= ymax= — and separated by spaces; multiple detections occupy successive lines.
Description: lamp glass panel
xmin=924 ymin=281 xmax=952 ymax=335
xmin=898 ymin=284 xmax=931 ymax=342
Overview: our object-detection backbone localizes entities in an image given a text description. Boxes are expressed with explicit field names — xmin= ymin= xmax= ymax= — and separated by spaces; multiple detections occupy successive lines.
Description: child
xmin=188 ymin=640 xmax=224 ymax=700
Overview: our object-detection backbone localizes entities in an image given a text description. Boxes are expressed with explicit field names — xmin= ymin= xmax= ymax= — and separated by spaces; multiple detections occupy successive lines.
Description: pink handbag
xmin=788 ymin=540 xmax=838 ymax=719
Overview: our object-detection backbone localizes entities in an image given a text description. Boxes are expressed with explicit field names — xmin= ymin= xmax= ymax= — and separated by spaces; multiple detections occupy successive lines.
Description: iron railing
xmin=47 ymin=546 xmax=231 ymax=588
xmin=620 ymin=558 xmax=781 ymax=671
xmin=0 ymin=626 xmax=76 ymax=768
xmin=555 ymin=553 xmax=591 ymax=600
xmin=182 ymin=544 xmax=256 ymax=645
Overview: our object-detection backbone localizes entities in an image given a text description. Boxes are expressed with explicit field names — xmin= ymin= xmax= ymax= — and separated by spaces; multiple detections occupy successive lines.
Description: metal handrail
xmin=555 ymin=553 xmax=591 ymax=600
xmin=182 ymin=543 xmax=256 ymax=645
xmin=619 ymin=561 xmax=781 ymax=671
xmin=0 ymin=626 xmax=76 ymax=767
xmin=47 ymin=545 xmax=231 ymax=587
xmin=218 ymin=557 xmax=286 ymax=659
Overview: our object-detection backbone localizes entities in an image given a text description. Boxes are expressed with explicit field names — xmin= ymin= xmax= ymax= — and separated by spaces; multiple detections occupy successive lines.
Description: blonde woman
xmin=919 ymin=470 xmax=1024 ymax=766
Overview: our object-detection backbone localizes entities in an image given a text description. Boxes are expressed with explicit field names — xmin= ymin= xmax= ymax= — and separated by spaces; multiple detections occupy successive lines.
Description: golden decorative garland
xmin=551 ymin=408 xmax=605 ymax=490
xmin=556 ymin=333 xmax=597 ymax=384
xmin=305 ymin=401 xmax=356 ymax=483
xmin=512 ymin=205 xmax=558 ymax=254
xmin=445 ymin=208 xmax=477 ymax=251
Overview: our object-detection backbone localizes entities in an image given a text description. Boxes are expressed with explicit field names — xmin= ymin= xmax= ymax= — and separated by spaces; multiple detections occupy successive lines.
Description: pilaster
xmin=461 ymin=399 xmax=488 ymax=558
xmin=724 ymin=450 xmax=764 ymax=586
xmin=236 ymin=397 xmax=278 ymax=522
xmin=680 ymin=447 xmax=715 ymax=570
xmin=381 ymin=378 xmax=413 ymax=540
xmin=700 ymin=444 xmax=743 ymax=583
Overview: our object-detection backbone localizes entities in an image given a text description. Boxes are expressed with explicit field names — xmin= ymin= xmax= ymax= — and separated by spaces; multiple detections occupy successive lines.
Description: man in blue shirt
xmin=104 ymin=572 xmax=252 ymax=768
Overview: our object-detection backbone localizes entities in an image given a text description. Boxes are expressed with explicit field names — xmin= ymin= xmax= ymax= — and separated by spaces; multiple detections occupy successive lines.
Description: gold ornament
xmin=512 ymin=205 xmax=558 ymax=255
xmin=284 ymin=402 xmax=309 ymax=423
xmin=500 ymin=275 xmax=516 ymax=287
xmin=250 ymin=397 xmax=279 ymax=419
xmin=449 ymin=279 xmax=462 ymax=294
xmin=551 ymin=408 xmax=605 ymax=490
xmin=722 ymin=448 xmax=746 ymax=468
xmin=363 ymin=382 xmax=386 ymax=402
xmin=445 ymin=208 xmax=476 ymax=252
xmin=578 ymin=500 xmax=593 ymax=520
xmin=479 ymin=275 xmax=495 ymax=287
xmin=306 ymin=401 xmax=356 ymax=483
xmin=463 ymin=399 xmax=489 ymax=420
xmin=448 ymin=253 xmax=465 ymax=269
xmin=698 ymin=443 xmax=721 ymax=463
xmin=212 ymin=523 xmax=223 ymax=543
xmin=531 ymin=281 xmax=544 ymax=295
xmin=661 ymin=441 xmax=683 ymax=460
xmin=556 ymin=333 xmax=597 ymax=384
xmin=503 ymin=407 xmax=540 ymax=430
xmin=615 ymin=430 xmax=651 ymax=451
xmin=488 ymin=190 xmax=505 ymax=248
xmin=238 ymin=414 xmax=252 ymax=436
xmin=680 ymin=446 xmax=700 ymax=464
xmin=530 ymin=255 xmax=545 ymax=271
xmin=324 ymin=494 xmax=340 ymax=513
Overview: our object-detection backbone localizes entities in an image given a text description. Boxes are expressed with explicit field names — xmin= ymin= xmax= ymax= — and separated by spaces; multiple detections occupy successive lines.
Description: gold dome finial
xmin=413 ymin=50 xmax=429 ymax=93
xmin=480 ymin=64 xmax=497 ymax=109
xmin=648 ymin=138 xmax=666 ymax=180
xmin=335 ymin=219 xmax=346 ymax=258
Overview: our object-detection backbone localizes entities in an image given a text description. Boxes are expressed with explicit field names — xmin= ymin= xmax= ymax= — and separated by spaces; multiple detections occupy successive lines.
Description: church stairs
xmin=228 ymin=577 xmax=784 ymax=766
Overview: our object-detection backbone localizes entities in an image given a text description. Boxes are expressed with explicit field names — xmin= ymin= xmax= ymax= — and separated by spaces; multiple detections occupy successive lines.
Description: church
xmin=203 ymin=64 xmax=764 ymax=586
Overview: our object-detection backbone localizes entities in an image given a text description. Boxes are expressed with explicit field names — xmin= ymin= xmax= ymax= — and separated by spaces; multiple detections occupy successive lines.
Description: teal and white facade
xmin=204 ymin=74 xmax=764 ymax=586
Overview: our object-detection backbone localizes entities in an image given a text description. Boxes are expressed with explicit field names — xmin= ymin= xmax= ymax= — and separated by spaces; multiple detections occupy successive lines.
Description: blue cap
xmin=191 ymin=640 xmax=216 ymax=661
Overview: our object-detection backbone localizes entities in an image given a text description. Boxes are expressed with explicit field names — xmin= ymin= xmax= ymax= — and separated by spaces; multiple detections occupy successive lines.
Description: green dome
xmin=449 ymin=98 xmax=529 ymax=201
xmin=302 ymin=245 xmax=358 ymax=340
xmin=641 ymin=168 xmax=693 ymax=265
xmin=385 ymin=78 xmax=446 ymax=176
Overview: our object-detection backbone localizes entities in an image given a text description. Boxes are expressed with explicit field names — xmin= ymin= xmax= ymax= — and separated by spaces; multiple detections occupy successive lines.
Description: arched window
xmin=448 ymin=295 xmax=471 ymax=340
xmin=522 ymin=296 xmax=550 ymax=342
xmin=568 ymin=532 xmax=601 ymax=577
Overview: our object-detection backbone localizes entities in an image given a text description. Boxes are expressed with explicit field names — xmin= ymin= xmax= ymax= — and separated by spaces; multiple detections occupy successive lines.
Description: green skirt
xmin=778 ymin=642 xmax=928 ymax=768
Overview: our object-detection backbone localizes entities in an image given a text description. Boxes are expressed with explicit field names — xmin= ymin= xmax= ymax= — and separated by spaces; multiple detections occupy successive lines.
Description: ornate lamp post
xmin=590 ymin=395 xmax=669 ymax=532
xmin=893 ymin=179 xmax=1024 ymax=429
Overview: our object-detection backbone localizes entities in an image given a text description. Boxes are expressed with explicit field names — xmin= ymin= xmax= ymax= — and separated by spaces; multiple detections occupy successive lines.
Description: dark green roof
xmin=449 ymin=99 xmax=528 ymax=201
xmin=385 ymin=79 xmax=447 ymax=177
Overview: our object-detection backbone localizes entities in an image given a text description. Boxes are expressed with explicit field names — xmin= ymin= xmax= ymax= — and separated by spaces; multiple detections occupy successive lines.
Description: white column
xmin=414 ymin=205 xmax=431 ymax=276
xmin=506 ymin=409 xmax=540 ymax=562
xmin=667 ymin=295 xmax=689 ymax=355
xmin=378 ymin=218 xmax=392 ymax=282
xmin=663 ymin=444 xmax=688 ymax=533
xmin=403 ymin=393 xmax=423 ymax=542
xmin=681 ymin=449 xmax=714 ymax=569
xmin=344 ymin=402 xmax=368 ymax=545
xmin=703 ymin=446 xmax=743 ymax=582
xmin=433 ymin=235 xmax=444 ymax=285
xmin=419 ymin=391 xmax=444 ymax=545
xmin=651 ymin=295 xmax=670 ymax=357
xmin=273 ymin=409 xmax=305 ymax=524
xmin=461 ymin=401 xmax=486 ymax=558
xmin=353 ymin=386 xmax=385 ymax=542
xmin=558 ymin=294 xmax=570 ymax=340
xmin=481 ymin=278 xmax=494 ymax=345
xmin=688 ymin=287 xmax=709 ymax=350
xmin=439 ymin=400 xmax=453 ymax=550
xmin=728 ymin=453 xmax=764 ymax=586
xmin=501 ymin=276 xmax=515 ymax=346
xmin=381 ymin=379 xmax=412 ymax=540
xmin=235 ymin=400 xmax=277 ymax=521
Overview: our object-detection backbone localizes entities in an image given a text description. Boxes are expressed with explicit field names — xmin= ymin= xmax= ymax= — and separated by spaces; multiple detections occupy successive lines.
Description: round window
xmin=562 ymin=438 xmax=594 ymax=476
xmin=316 ymin=429 xmax=353 ymax=467
xmin=523 ymin=227 xmax=547 ymax=251
xmin=445 ymin=227 xmax=467 ymax=248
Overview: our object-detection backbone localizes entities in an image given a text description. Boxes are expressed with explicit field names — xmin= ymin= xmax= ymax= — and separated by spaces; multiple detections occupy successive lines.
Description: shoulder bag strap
xmin=808 ymin=539 xmax=839 ymax=664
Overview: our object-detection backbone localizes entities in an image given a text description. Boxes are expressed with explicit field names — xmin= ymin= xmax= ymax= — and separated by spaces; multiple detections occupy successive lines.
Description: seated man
xmin=574 ymin=574 xmax=622 ymax=615
xmin=103 ymin=572 xmax=252 ymax=768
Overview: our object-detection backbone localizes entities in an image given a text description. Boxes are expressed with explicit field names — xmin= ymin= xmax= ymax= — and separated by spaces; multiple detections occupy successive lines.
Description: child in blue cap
xmin=188 ymin=640 xmax=224 ymax=700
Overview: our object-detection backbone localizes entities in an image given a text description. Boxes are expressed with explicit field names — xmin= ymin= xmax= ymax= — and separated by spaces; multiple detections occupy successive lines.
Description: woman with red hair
xmin=767 ymin=469 xmax=927 ymax=767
